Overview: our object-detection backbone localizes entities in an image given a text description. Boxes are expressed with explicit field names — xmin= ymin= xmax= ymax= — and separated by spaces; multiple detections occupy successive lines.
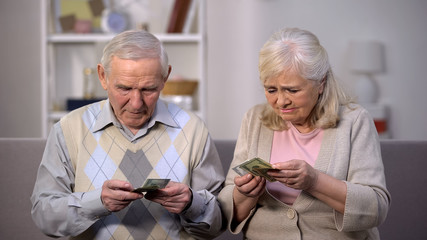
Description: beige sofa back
xmin=0 ymin=139 xmax=56 ymax=239
xmin=1 ymin=138 xmax=426 ymax=239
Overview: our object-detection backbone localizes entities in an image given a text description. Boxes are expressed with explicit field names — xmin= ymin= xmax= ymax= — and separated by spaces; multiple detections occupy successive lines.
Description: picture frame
xmin=51 ymin=0 xmax=108 ymax=33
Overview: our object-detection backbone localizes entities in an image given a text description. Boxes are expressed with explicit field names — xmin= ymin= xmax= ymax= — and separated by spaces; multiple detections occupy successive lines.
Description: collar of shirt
xmin=92 ymin=99 xmax=179 ymax=142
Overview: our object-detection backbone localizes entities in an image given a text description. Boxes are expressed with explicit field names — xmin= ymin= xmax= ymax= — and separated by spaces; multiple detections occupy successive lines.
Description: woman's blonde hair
xmin=259 ymin=27 xmax=352 ymax=131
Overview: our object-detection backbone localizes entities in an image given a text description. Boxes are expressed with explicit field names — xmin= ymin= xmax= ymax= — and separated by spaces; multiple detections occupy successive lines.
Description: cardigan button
xmin=287 ymin=209 xmax=296 ymax=219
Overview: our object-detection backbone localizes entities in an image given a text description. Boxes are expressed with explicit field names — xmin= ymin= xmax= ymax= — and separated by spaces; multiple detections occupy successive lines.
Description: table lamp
xmin=349 ymin=40 xmax=385 ymax=104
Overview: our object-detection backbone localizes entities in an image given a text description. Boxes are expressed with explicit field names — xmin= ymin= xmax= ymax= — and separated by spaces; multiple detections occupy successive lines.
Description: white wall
xmin=206 ymin=0 xmax=427 ymax=140
xmin=0 ymin=0 xmax=42 ymax=137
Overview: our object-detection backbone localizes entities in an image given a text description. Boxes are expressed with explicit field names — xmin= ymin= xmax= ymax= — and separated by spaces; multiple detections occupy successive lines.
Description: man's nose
xmin=129 ymin=90 xmax=144 ymax=109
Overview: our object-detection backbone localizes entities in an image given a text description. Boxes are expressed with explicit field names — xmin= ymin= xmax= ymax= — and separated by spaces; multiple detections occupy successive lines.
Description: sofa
xmin=1 ymin=138 xmax=426 ymax=239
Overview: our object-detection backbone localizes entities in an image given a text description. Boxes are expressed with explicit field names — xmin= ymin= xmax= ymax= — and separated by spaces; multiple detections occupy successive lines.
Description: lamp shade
xmin=349 ymin=40 xmax=384 ymax=74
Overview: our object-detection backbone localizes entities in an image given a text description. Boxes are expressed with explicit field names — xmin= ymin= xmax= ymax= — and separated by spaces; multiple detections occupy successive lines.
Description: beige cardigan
xmin=218 ymin=104 xmax=391 ymax=240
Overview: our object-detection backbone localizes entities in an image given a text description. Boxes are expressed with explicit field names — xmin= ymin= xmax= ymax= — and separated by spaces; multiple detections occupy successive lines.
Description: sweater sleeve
xmin=335 ymin=107 xmax=391 ymax=231
xmin=179 ymin=135 xmax=226 ymax=239
xmin=218 ymin=106 xmax=259 ymax=234
xmin=30 ymin=123 xmax=110 ymax=237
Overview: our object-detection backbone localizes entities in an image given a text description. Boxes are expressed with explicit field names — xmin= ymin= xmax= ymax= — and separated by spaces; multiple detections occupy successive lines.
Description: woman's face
xmin=264 ymin=70 xmax=324 ymax=133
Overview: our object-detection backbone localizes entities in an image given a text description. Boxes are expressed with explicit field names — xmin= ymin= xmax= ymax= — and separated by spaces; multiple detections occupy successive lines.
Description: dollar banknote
xmin=233 ymin=157 xmax=277 ymax=182
xmin=132 ymin=178 xmax=171 ymax=193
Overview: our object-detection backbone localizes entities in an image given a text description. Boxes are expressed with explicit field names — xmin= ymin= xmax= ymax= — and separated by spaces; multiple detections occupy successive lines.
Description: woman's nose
xmin=277 ymin=91 xmax=291 ymax=106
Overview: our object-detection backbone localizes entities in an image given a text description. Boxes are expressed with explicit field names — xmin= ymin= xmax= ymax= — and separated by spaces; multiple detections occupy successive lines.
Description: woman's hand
xmin=232 ymin=174 xmax=266 ymax=222
xmin=234 ymin=173 xmax=266 ymax=197
xmin=268 ymin=159 xmax=319 ymax=191
xmin=268 ymin=159 xmax=347 ymax=214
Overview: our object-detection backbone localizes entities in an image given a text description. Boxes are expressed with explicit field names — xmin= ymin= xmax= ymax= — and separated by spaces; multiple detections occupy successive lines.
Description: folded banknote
xmin=232 ymin=157 xmax=277 ymax=182
xmin=132 ymin=178 xmax=170 ymax=193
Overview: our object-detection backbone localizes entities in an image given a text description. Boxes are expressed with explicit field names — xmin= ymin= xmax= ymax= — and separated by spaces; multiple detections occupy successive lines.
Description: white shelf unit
xmin=41 ymin=0 xmax=207 ymax=138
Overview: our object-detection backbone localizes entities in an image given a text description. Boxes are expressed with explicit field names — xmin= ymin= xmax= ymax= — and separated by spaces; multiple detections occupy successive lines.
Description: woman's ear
xmin=319 ymin=77 xmax=326 ymax=95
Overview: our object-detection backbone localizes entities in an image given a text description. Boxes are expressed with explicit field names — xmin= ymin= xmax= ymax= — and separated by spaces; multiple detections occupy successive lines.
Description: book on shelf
xmin=167 ymin=0 xmax=192 ymax=33
xmin=182 ymin=0 xmax=197 ymax=33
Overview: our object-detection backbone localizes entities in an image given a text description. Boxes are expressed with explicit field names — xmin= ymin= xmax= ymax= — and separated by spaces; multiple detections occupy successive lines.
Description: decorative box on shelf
xmin=161 ymin=80 xmax=198 ymax=111
xmin=66 ymin=98 xmax=106 ymax=111
xmin=162 ymin=80 xmax=198 ymax=95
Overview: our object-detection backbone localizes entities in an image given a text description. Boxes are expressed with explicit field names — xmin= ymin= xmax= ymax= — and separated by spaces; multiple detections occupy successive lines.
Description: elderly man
xmin=31 ymin=30 xmax=225 ymax=240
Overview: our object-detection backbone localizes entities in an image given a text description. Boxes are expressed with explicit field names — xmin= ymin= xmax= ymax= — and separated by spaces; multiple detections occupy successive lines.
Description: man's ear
xmin=97 ymin=64 xmax=108 ymax=90
xmin=160 ymin=65 xmax=172 ymax=91
xmin=164 ymin=65 xmax=172 ymax=83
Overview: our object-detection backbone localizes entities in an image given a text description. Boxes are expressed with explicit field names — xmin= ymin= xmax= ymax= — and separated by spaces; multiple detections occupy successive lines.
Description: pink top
xmin=266 ymin=123 xmax=324 ymax=205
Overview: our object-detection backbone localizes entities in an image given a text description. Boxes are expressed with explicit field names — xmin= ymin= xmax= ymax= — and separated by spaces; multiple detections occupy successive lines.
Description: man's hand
xmin=144 ymin=181 xmax=192 ymax=214
xmin=101 ymin=180 xmax=144 ymax=212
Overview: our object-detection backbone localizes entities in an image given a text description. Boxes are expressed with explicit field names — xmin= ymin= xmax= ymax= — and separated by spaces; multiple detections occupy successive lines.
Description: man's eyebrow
xmin=143 ymin=85 xmax=158 ymax=90
xmin=115 ymin=83 xmax=130 ymax=88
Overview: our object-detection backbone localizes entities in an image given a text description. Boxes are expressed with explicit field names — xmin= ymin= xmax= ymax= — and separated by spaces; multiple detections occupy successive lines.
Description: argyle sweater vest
xmin=60 ymin=100 xmax=208 ymax=240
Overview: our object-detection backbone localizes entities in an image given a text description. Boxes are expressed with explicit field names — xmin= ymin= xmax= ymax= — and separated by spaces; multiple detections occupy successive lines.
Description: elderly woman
xmin=218 ymin=28 xmax=391 ymax=239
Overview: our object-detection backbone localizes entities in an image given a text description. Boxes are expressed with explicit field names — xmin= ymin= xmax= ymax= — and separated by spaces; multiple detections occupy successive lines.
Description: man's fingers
xmin=104 ymin=179 xmax=133 ymax=191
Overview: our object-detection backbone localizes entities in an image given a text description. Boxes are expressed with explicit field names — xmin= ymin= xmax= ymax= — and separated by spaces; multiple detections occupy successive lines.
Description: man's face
xmin=98 ymin=56 xmax=169 ymax=134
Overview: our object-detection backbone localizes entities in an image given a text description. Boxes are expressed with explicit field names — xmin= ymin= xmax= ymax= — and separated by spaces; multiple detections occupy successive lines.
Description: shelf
xmin=41 ymin=0 xmax=207 ymax=138
xmin=48 ymin=33 xmax=202 ymax=43
xmin=48 ymin=111 xmax=67 ymax=121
